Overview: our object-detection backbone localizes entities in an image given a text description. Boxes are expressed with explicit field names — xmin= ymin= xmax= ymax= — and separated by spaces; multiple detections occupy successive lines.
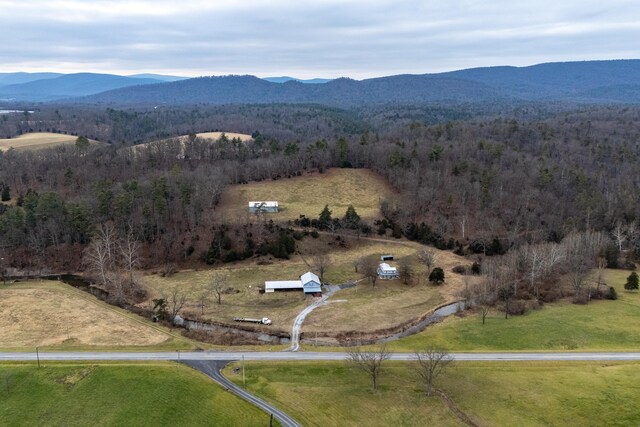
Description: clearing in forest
xmin=0 ymin=132 xmax=99 ymax=151
xmin=0 ymin=280 xmax=187 ymax=350
xmin=217 ymin=168 xmax=395 ymax=222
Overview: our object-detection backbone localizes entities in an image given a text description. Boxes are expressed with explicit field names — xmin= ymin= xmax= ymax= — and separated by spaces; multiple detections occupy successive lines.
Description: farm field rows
xmin=0 ymin=362 xmax=271 ymax=426
xmin=225 ymin=360 xmax=640 ymax=426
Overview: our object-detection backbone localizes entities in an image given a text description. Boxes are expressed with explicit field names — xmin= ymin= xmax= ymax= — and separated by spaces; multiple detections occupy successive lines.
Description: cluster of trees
xmin=1 ymin=104 xmax=640 ymax=276
xmin=294 ymin=204 xmax=370 ymax=235
xmin=348 ymin=345 xmax=452 ymax=397
xmin=466 ymin=230 xmax=623 ymax=320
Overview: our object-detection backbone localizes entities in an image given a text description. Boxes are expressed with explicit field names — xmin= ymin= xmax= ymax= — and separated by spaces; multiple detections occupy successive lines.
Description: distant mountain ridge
xmin=262 ymin=76 xmax=332 ymax=84
xmin=3 ymin=60 xmax=640 ymax=105
xmin=0 ymin=73 xmax=164 ymax=101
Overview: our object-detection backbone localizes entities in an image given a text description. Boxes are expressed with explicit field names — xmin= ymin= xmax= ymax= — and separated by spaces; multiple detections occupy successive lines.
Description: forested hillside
xmin=72 ymin=60 xmax=640 ymax=106
xmin=1 ymin=104 xmax=639 ymax=274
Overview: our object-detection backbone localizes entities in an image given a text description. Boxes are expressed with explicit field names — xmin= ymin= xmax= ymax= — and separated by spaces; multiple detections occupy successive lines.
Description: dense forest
xmin=1 ymin=103 xmax=639 ymax=279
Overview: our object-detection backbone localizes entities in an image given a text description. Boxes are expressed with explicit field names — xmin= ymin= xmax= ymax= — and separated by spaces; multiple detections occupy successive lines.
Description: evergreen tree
xmin=428 ymin=267 xmax=445 ymax=285
xmin=318 ymin=205 xmax=332 ymax=230
xmin=625 ymin=272 xmax=639 ymax=291
xmin=1 ymin=185 xmax=9 ymax=202
xmin=343 ymin=205 xmax=361 ymax=229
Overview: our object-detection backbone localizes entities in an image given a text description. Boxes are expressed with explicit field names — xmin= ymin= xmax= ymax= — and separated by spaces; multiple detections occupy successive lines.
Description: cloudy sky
xmin=1 ymin=0 xmax=639 ymax=79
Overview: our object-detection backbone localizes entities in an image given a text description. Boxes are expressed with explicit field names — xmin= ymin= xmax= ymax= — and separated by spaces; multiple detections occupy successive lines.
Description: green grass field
xmin=224 ymin=360 xmax=640 ymax=426
xmin=382 ymin=269 xmax=640 ymax=352
xmin=0 ymin=362 xmax=272 ymax=427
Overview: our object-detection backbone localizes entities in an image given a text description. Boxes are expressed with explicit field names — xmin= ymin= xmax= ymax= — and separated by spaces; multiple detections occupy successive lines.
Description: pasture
xmin=0 ymin=132 xmax=97 ymax=151
xmin=0 ymin=362 xmax=270 ymax=426
xmin=143 ymin=235 xmax=472 ymax=335
xmin=225 ymin=360 xmax=640 ymax=426
xmin=0 ymin=280 xmax=190 ymax=351
xmin=382 ymin=269 xmax=640 ymax=352
xmin=217 ymin=168 xmax=395 ymax=222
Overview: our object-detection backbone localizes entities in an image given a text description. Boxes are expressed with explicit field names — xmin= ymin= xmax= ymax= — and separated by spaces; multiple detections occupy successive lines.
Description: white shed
xmin=249 ymin=201 xmax=279 ymax=213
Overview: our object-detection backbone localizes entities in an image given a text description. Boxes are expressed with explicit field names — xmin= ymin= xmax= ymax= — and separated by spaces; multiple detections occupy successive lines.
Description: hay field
xmin=0 ymin=280 xmax=183 ymax=350
xmin=0 ymin=132 xmax=98 ymax=151
xmin=195 ymin=131 xmax=252 ymax=141
xmin=218 ymin=168 xmax=395 ymax=222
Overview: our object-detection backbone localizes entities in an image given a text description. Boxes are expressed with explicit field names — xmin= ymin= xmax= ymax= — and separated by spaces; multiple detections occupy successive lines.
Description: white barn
xmin=265 ymin=271 xmax=322 ymax=294
xmin=249 ymin=201 xmax=279 ymax=213
xmin=377 ymin=263 xmax=399 ymax=279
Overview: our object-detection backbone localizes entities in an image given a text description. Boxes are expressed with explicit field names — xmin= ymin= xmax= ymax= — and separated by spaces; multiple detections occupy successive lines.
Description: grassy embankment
xmin=378 ymin=268 xmax=640 ymax=352
xmin=0 ymin=362 xmax=272 ymax=426
xmin=225 ymin=360 xmax=640 ymax=427
xmin=0 ymin=132 xmax=101 ymax=151
xmin=0 ymin=280 xmax=193 ymax=352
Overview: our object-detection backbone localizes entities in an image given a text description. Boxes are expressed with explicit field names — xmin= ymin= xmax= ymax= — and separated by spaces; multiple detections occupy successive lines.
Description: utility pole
xmin=242 ymin=355 xmax=246 ymax=386
xmin=36 ymin=347 xmax=40 ymax=368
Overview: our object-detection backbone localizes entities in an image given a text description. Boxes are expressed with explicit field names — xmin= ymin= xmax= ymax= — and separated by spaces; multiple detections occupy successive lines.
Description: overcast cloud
xmin=1 ymin=0 xmax=639 ymax=78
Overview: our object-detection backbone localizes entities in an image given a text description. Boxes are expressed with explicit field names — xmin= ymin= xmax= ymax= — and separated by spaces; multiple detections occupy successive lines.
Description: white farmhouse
xmin=377 ymin=263 xmax=399 ymax=279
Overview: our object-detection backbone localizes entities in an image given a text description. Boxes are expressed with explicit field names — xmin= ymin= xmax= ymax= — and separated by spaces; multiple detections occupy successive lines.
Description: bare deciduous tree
xmin=312 ymin=253 xmax=330 ymax=283
xmin=360 ymin=255 xmax=379 ymax=288
xmin=118 ymin=227 xmax=140 ymax=286
xmin=209 ymin=272 xmax=228 ymax=305
xmin=414 ymin=348 xmax=453 ymax=396
xmin=162 ymin=287 xmax=189 ymax=321
xmin=84 ymin=223 xmax=117 ymax=287
xmin=398 ymin=257 xmax=415 ymax=285
xmin=347 ymin=345 xmax=391 ymax=390
xmin=417 ymin=248 xmax=437 ymax=276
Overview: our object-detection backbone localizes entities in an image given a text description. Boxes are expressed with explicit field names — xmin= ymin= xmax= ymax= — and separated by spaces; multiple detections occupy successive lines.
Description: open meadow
xmin=0 ymin=362 xmax=271 ymax=426
xmin=380 ymin=269 xmax=640 ymax=352
xmin=0 ymin=280 xmax=191 ymax=351
xmin=217 ymin=168 xmax=396 ymax=222
xmin=143 ymin=234 xmax=473 ymax=335
xmin=225 ymin=360 xmax=640 ymax=427
xmin=0 ymin=132 xmax=99 ymax=151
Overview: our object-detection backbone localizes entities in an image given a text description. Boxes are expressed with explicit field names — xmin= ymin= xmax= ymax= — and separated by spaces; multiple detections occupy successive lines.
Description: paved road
xmin=2 ymin=351 xmax=640 ymax=361
xmin=182 ymin=360 xmax=301 ymax=427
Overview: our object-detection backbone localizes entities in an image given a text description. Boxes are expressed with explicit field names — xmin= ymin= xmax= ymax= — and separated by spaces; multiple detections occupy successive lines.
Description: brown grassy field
xmin=0 ymin=132 xmax=100 ymax=151
xmin=217 ymin=168 xmax=396 ymax=222
xmin=0 ymin=280 xmax=188 ymax=350
xmin=143 ymin=234 xmax=474 ymax=334
xmin=127 ymin=131 xmax=252 ymax=154
xmin=195 ymin=131 xmax=252 ymax=141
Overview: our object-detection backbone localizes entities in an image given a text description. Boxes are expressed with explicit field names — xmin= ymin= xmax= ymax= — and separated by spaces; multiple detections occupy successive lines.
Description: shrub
xmin=310 ymin=230 xmax=319 ymax=238
xmin=624 ymin=272 xmax=639 ymax=291
xmin=451 ymin=265 xmax=467 ymax=275
xmin=605 ymin=286 xmax=618 ymax=300
xmin=428 ymin=267 xmax=445 ymax=284
xmin=471 ymin=262 xmax=481 ymax=275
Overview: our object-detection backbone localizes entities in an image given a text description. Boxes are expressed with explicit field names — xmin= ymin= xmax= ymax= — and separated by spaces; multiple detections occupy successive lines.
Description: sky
xmin=1 ymin=0 xmax=639 ymax=79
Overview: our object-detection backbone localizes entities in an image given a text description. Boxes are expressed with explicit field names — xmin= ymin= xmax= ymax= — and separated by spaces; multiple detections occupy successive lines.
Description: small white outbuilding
xmin=248 ymin=201 xmax=279 ymax=213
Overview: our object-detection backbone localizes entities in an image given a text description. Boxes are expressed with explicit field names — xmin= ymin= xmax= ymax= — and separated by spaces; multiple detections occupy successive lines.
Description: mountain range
xmin=1 ymin=60 xmax=639 ymax=105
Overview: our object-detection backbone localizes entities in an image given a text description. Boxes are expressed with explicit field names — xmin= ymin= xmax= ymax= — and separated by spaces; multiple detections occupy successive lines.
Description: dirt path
xmin=435 ymin=388 xmax=480 ymax=427
xmin=287 ymin=285 xmax=340 ymax=351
